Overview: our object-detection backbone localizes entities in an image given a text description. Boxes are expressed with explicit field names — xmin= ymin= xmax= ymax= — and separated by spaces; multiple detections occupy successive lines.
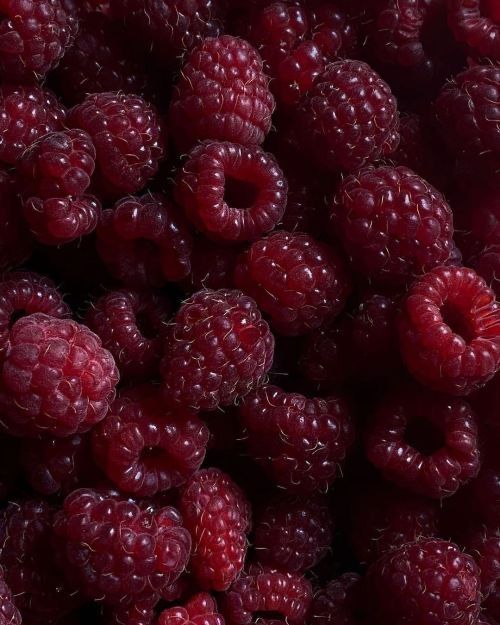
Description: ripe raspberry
xmin=239 ymin=384 xmax=354 ymax=493
xmin=96 ymin=193 xmax=193 ymax=288
xmin=0 ymin=566 xmax=20 ymax=625
xmin=448 ymin=0 xmax=500 ymax=61
xmin=182 ymin=238 xmax=239 ymax=293
xmin=398 ymin=265 xmax=500 ymax=395
xmin=366 ymin=538 xmax=481 ymax=625
xmin=234 ymin=231 xmax=351 ymax=336
xmin=307 ymin=573 xmax=364 ymax=625
xmin=54 ymin=488 xmax=191 ymax=605
xmin=464 ymin=527 xmax=500 ymax=597
xmin=0 ymin=169 xmax=33 ymax=270
xmin=0 ymin=313 xmax=119 ymax=438
xmin=295 ymin=60 xmax=399 ymax=173
xmin=161 ymin=289 xmax=274 ymax=412
xmin=68 ymin=91 xmax=165 ymax=196
xmin=159 ymin=593 xmax=224 ymax=625
xmin=169 ymin=35 xmax=274 ymax=152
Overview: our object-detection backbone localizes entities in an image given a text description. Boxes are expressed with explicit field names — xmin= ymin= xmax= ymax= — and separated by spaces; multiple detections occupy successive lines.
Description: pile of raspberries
xmin=2 ymin=1 xmax=500 ymax=624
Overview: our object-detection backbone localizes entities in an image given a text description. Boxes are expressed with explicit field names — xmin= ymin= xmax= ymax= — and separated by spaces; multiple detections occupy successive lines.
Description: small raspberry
xmin=158 ymin=593 xmax=224 ymax=625
xmin=0 ymin=169 xmax=33 ymax=270
xmin=0 ymin=566 xmax=20 ymax=625
xmin=182 ymin=238 xmax=239 ymax=293
xmin=180 ymin=468 xmax=251 ymax=591
xmin=464 ymin=527 xmax=500 ymax=597
xmin=307 ymin=573 xmax=364 ymax=625
xmin=448 ymin=0 xmax=500 ymax=61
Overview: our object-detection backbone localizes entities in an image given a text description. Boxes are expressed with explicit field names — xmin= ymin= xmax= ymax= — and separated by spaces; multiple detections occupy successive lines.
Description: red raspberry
xmin=182 ymin=238 xmax=239 ymax=293
xmin=465 ymin=527 xmax=500 ymax=597
xmin=68 ymin=92 xmax=165 ymax=197
xmin=54 ymin=488 xmax=191 ymax=605
xmin=234 ymin=231 xmax=351 ymax=336
xmin=92 ymin=385 xmax=209 ymax=497
xmin=96 ymin=193 xmax=193 ymax=288
xmin=307 ymin=573 xmax=364 ymax=625
xmin=0 ymin=313 xmax=119 ymax=438
xmin=179 ymin=468 xmax=251 ymax=591
xmin=169 ymin=35 xmax=274 ymax=152
xmin=0 ymin=169 xmax=33 ymax=270
xmin=448 ymin=0 xmax=500 ymax=61
xmin=366 ymin=538 xmax=481 ymax=625
xmin=295 ymin=60 xmax=399 ymax=173
xmin=398 ymin=265 xmax=500 ymax=395
xmin=239 ymin=384 xmax=354 ymax=493
xmin=0 ymin=566 xmax=20 ymax=625
xmin=159 ymin=593 xmax=224 ymax=625
xmin=253 ymin=494 xmax=334 ymax=573
xmin=160 ymin=289 xmax=274 ymax=412
xmin=175 ymin=142 xmax=287 ymax=243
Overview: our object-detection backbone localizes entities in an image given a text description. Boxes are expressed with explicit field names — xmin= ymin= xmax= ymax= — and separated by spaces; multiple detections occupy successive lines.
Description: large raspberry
xmin=307 ymin=573 xmax=364 ymax=625
xmin=448 ymin=0 xmax=500 ymax=61
xmin=0 ymin=566 xmax=20 ymax=625
xmin=159 ymin=593 xmax=224 ymax=625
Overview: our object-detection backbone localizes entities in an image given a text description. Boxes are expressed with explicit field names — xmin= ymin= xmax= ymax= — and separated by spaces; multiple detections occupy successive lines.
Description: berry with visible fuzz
xmin=0 ymin=566 xmax=20 ymax=625
xmin=240 ymin=384 xmax=354 ymax=493
xmin=296 ymin=60 xmax=399 ymax=173
xmin=159 ymin=593 xmax=224 ymax=625
xmin=175 ymin=141 xmax=287 ymax=243
xmin=0 ymin=313 xmax=119 ymax=438
xmin=169 ymin=35 xmax=274 ymax=152
xmin=182 ymin=239 xmax=239 ymax=293
xmin=234 ymin=231 xmax=351 ymax=336
xmin=161 ymin=289 xmax=274 ymax=412
xmin=307 ymin=573 xmax=364 ymax=625
xmin=96 ymin=193 xmax=193 ymax=288
xmin=398 ymin=265 xmax=500 ymax=395
xmin=366 ymin=538 xmax=481 ymax=625
xmin=0 ymin=169 xmax=33 ymax=270
xmin=448 ymin=0 xmax=500 ymax=62
xmin=464 ymin=527 xmax=500 ymax=597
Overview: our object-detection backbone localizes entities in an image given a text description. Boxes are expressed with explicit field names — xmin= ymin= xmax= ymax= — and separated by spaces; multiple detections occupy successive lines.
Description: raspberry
xmin=234 ymin=231 xmax=351 ymax=336
xmin=307 ymin=573 xmax=364 ymax=625
xmin=92 ymin=385 xmax=209 ymax=497
xmin=239 ymin=384 xmax=354 ymax=493
xmin=182 ymin=239 xmax=239 ymax=293
xmin=96 ymin=193 xmax=193 ymax=288
xmin=86 ymin=289 xmax=171 ymax=381
xmin=0 ymin=169 xmax=33 ymax=270
xmin=160 ymin=289 xmax=274 ymax=412
xmin=0 ymin=566 xmax=20 ymax=625
xmin=0 ymin=313 xmax=119 ymax=438
xmin=54 ymin=488 xmax=191 ymax=605
xmin=169 ymin=35 xmax=274 ymax=152
xmin=295 ymin=60 xmax=399 ymax=173
xmin=398 ymin=265 xmax=500 ymax=395
xmin=0 ymin=84 xmax=66 ymax=165
xmin=158 ymin=593 xmax=224 ymax=625
xmin=448 ymin=0 xmax=500 ymax=61
xmin=469 ymin=465 xmax=500 ymax=527
xmin=464 ymin=527 xmax=500 ymax=597
xmin=253 ymin=494 xmax=333 ymax=573
xmin=68 ymin=92 xmax=165 ymax=197
xmin=366 ymin=538 xmax=481 ymax=625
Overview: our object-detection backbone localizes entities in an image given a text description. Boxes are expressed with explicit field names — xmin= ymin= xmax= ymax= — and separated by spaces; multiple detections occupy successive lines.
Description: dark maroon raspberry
xmin=0 ymin=313 xmax=119 ymax=438
xmin=180 ymin=468 xmax=251 ymax=592
xmin=469 ymin=465 xmax=500 ymax=527
xmin=96 ymin=193 xmax=193 ymax=288
xmin=296 ymin=60 xmax=399 ymax=173
xmin=54 ymin=488 xmax=191 ymax=605
xmin=464 ymin=527 xmax=500 ymax=597
xmin=298 ymin=322 xmax=347 ymax=389
xmin=240 ymin=384 xmax=354 ymax=493
xmin=106 ymin=600 xmax=156 ymax=625
xmin=86 ymin=289 xmax=171 ymax=381
xmin=0 ymin=434 xmax=21 ymax=501
xmin=222 ymin=564 xmax=313 ymax=625
xmin=92 ymin=385 xmax=209 ymax=497
xmin=366 ymin=538 xmax=481 ymax=625
xmin=68 ymin=91 xmax=165 ymax=196
xmin=182 ymin=238 xmax=239 ymax=293
xmin=0 ymin=169 xmax=33 ymax=270
xmin=159 ymin=593 xmax=224 ymax=625
xmin=307 ymin=573 xmax=364 ymax=625
xmin=169 ymin=35 xmax=274 ymax=152
xmin=0 ymin=566 xmax=20 ymax=625
xmin=0 ymin=84 xmax=66 ymax=165
xmin=234 ymin=231 xmax=351 ymax=336
xmin=175 ymin=142 xmax=287 ymax=243
xmin=278 ymin=173 xmax=325 ymax=237
xmin=161 ymin=289 xmax=274 ymax=412
xmin=448 ymin=0 xmax=500 ymax=61
xmin=398 ymin=265 xmax=500 ymax=395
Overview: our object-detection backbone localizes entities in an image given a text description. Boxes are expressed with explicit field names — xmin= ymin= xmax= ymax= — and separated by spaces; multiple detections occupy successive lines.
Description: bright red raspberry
xmin=448 ymin=0 xmax=500 ymax=61
xmin=307 ymin=573 xmax=364 ymax=625
xmin=234 ymin=231 xmax=351 ymax=336
xmin=0 ymin=566 xmax=20 ymax=625
xmin=68 ymin=92 xmax=165 ymax=196
xmin=366 ymin=538 xmax=481 ymax=625
xmin=182 ymin=238 xmax=239 ymax=293
xmin=179 ymin=468 xmax=251 ymax=591
xmin=161 ymin=289 xmax=274 ymax=412
xmin=465 ymin=527 xmax=500 ymax=597
xmin=398 ymin=265 xmax=500 ymax=395
xmin=0 ymin=169 xmax=33 ymax=270
xmin=96 ymin=193 xmax=193 ymax=288
xmin=296 ymin=60 xmax=399 ymax=173
xmin=0 ymin=313 xmax=119 ymax=438
xmin=240 ymin=384 xmax=354 ymax=493
xmin=159 ymin=593 xmax=224 ymax=625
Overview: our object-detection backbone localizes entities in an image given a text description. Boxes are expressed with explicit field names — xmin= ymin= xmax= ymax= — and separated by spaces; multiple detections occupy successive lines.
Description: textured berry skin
xmin=159 ymin=593 xmax=224 ymax=625
xmin=0 ymin=566 xmax=21 ymax=625
xmin=240 ymin=384 xmax=354 ymax=493
xmin=161 ymin=289 xmax=274 ymax=412
xmin=296 ymin=60 xmax=399 ymax=173
xmin=175 ymin=141 xmax=287 ymax=243
xmin=180 ymin=468 xmax=251 ymax=591
xmin=366 ymin=538 xmax=481 ymax=625
xmin=96 ymin=193 xmax=193 ymax=288
xmin=0 ymin=169 xmax=33 ymax=270
xmin=0 ymin=313 xmax=119 ymax=438
xmin=68 ymin=92 xmax=165 ymax=196
xmin=234 ymin=231 xmax=351 ymax=336
xmin=398 ymin=266 xmax=500 ymax=395
xmin=54 ymin=488 xmax=191 ymax=605
xmin=465 ymin=527 xmax=500 ymax=597
xmin=307 ymin=573 xmax=363 ymax=625
xmin=330 ymin=165 xmax=455 ymax=288
xmin=169 ymin=35 xmax=274 ymax=152
xmin=92 ymin=385 xmax=209 ymax=497
xmin=448 ymin=0 xmax=500 ymax=61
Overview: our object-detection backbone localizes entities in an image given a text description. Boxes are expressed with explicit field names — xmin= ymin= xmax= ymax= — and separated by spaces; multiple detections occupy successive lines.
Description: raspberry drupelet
xmin=398 ymin=265 xmax=500 ymax=395
xmin=158 ymin=593 xmax=224 ymax=625
xmin=234 ymin=231 xmax=351 ymax=336
xmin=448 ymin=0 xmax=500 ymax=61
xmin=0 ymin=169 xmax=33 ymax=270
xmin=0 ymin=566 xmax=20 ymax=625
xmin=160 ymin=289 xmax=274 ymax=412
xmin=307 ymin=573 xmax=364 ymax=625
xmin=169 ymin=35 xmax=274 ymax=152
xmin=175 ymin=142 xmax=287 ymax=243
